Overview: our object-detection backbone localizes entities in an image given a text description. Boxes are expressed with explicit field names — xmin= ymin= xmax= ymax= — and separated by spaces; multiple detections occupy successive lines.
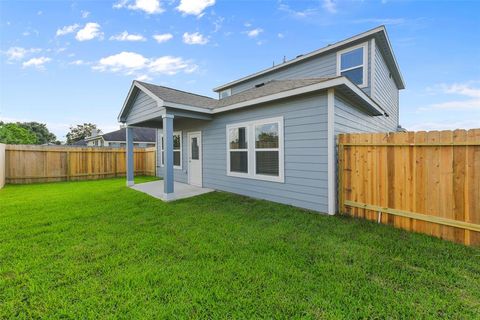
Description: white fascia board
xmin=213 ymin=26 xmax=386 ymax=92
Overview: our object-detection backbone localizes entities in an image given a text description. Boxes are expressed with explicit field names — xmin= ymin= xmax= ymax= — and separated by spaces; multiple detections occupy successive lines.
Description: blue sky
xmin=1 ymin=0 xmax=479 ymax=140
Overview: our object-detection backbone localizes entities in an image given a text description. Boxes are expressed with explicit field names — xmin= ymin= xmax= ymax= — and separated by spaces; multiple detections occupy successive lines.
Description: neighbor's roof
xmin=86 ymin=127 xmax=156 ymax=142
xmin=213 ymin=25 xmax=405 ymax=92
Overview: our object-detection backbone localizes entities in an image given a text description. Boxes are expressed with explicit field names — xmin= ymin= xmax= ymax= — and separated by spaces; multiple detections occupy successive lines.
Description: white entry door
xmin=187 ymin=131 xmax=202 ymax=187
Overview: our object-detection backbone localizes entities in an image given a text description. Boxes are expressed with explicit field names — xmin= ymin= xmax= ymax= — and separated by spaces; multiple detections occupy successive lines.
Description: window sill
xmin=227 ymin=172 xmax=285 ymax=183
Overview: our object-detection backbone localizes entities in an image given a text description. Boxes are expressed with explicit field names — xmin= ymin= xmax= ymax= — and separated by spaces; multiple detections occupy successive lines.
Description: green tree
xmin=66 ymin=123 xmax=99 ymax=144
xmin=17 ymin=122 xmax=57 ymax=144
xmin=0 ymin=123 xmax=38 ymax=144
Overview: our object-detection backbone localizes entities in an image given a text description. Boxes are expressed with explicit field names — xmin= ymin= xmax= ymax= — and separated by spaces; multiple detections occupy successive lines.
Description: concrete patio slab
xmin=131 ymin=180 xmax=214 ymax=201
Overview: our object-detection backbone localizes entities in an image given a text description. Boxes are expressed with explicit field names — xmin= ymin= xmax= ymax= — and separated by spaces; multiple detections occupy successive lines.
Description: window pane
xmin=230 ymin=151 xmax=248 ymax=173
xmin=173 ymin=134 xmax=181 ymax=150
xmin=256 ymin=151 xmax=279 ymax=176
xmin=229 ymin=127 xmax=247 ymax=149
xmin=341 ymin=47 xmax=363 ymax=70
xmin=341 ymin=67 xmax=363 ymax=85
xmin=191 ymin=137 xmax=199 ymax=160
xmin=255 ymin=123 xmax=279 ymax=149
xmin=161 ymin=137 xmax=164 ymax=150
xmin=174 ymin=151 xmax=181 ymax=166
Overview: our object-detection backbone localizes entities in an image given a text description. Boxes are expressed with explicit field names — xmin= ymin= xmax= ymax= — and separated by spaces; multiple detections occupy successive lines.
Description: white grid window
xmin=226 ymin=117 xmax=284 ymax=183
xmin=337 ymin=42 xmax=368 ymax=88
xmin=160 ymin=131 xmax=182 ymax=169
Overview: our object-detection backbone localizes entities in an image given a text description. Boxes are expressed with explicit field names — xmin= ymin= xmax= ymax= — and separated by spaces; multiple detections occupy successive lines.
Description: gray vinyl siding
xmin=334 ymin=95 xmax=396 ymax=135
xmin=224 ymin=40 xmax=374 ymax=99
xmin=159 ymin=93 xmax=329 ymax=212
xmin=126 ymin=91 xmax=161 ymax=125
xmin=373 ymin=44 xmax=399 ymax=127
xmin=229 ymin=53 xmax=337 ymax=95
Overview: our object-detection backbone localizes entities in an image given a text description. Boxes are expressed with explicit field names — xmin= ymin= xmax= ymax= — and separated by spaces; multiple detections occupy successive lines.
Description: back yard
xmin=0 ymin=177 xmax=479 ymax=319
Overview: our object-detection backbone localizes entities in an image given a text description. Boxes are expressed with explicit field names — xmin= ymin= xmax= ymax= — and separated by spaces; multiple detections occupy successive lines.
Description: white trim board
xmin=327 ymin=88 xmax=336 ymax=215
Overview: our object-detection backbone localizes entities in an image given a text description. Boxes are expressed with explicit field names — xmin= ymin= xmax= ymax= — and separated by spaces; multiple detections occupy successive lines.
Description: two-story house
xmin=117 ymin=26 xmax=405 ymax=214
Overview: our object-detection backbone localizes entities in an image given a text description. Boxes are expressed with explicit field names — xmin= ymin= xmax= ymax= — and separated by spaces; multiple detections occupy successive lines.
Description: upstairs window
xmin=337 ymin=42 xmax=368 ymax=88
xmin=219 ymin=88 xmax=231 ymax=99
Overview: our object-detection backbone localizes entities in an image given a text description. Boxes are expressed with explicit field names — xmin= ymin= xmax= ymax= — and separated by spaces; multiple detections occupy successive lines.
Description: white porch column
xmin=126 ymin=126 xmax=134 ymax=186
xmin=162 ymin=114 xmax=174 ymax=199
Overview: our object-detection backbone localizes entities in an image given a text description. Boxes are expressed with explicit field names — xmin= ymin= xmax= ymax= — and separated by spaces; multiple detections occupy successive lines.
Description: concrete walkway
xmin=131 ymin=180 xmax=214 ymax=201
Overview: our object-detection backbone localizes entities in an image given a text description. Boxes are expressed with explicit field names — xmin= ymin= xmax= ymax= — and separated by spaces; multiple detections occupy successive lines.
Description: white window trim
xmin=226 ymin=116 xmax=284 ymax=183
xmin=336 ymin=42 xmax=368 ymax=88
xmin=219 ymin=88 xmax=232 ymax=99
xmin=159 ymin=130 xmax=182 ymax=169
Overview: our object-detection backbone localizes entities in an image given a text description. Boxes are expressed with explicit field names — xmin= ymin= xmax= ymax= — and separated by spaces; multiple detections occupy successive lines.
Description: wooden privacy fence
xmin=338 ymin=129 xmax=480 ymax=246
xmin=5 ymin=145 xmax=156 ymax=184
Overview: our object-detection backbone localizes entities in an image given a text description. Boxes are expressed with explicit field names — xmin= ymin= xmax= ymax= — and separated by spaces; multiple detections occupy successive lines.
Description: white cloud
xmin=149 ymin=56 xmax=198 ymax=74
xmin=93 ymin=52 xmax=148 ymax=73
xmin=56 ymin=24 xmax=80 ymax=36
xmin=322 ymin=0 xmax=337 ymax=13
xmin=278 ymin=3 xmax=318 ymax=18
xmin=422 ymin=82 xmax=480 ymax=111
xmin=176 ymin=0 xmax=215 ymax=16
xmin=22 ymin=57 xmax=52 ymax=69
xmin=153 ymin=33 xmax=173 ymax=43
xmin=246 ymin=28 xmax=263 ymax=38
xmin=441 ymin=83 xmax=480 ymax=98
xmin=429 ymin=99 xmax=480 ymax=110
xmin=3 ymin=47 xmax=41 ymax=61
xmin=110 ymin=31 xmax=146 ymax=41
xmin=213 ymin=16 xmax=224 ymax=32
xmin=114 ymin=0 xmax=164 ymax=14
xmin=75 ymin=23 xmax=103 ymax=41
xmin=92 ymin=51 xmax=197 ymax=77
xmin=277 ymin=33 xmax=284 ymax=39
xmin=136 ymin=74 xmax=152 ymax=81
xmin=182 ymin=32 xmax=208 ymax=45
xmin=407 ymin=120 xmax=480 ymax=132
xmin=81 ymin=10 xmax=90 ymax=18
xmin=70 ymin=59 xmax=88 ymax=65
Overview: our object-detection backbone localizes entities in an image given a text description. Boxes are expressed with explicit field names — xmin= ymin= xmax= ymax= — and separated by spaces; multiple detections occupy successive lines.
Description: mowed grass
xmin=0 ymin=178 xmax=479 ymax=319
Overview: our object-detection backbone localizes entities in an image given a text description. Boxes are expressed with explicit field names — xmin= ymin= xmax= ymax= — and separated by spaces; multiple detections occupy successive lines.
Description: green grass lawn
xmin=0 ymin=177 xmax=479 ymax=319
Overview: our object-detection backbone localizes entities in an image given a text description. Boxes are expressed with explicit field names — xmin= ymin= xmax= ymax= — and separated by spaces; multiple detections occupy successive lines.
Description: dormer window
xmin=219 ymin=88 xmax=231 ymax=99
xmin=337 ymin=42 xmax=368 ymax=88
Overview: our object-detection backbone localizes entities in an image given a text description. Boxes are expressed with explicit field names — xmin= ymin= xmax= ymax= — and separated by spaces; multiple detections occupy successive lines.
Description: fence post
xmin=337 ymin=136 xmax=344 ymax=215
xmin=0 ymin=143 xmax=5 ymax=189
xmin=66 ymin=150 xmax=70 ymax=181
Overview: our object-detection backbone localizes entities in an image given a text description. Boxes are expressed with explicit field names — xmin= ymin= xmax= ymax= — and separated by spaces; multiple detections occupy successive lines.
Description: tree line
xmin=0 ymin=122 xmax=100 ymax=145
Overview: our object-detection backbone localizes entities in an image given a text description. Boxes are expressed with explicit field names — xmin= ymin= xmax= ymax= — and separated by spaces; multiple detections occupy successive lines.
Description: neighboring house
xmin=84 ymin=127 xmax=156 ymax=148
xmin=118 ymin=26 xmax=405 ymax=214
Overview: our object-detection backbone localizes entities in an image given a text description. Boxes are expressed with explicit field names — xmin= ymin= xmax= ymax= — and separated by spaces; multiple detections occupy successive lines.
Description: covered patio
xmin=131 ymin=180 xmax=214 ymax=202
xmin=118 ymin=81 xmax=215 ymax=201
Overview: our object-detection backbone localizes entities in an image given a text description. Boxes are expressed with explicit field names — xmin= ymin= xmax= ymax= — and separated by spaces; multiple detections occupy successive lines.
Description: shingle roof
xmin=137 ymin=78 xmax=334 ymax=110
xmin=71 ymin=139 xmax=87 ymax=146
xmin=137 ymin=81 xmax=216 ymax=109
xmin=102 ymin=127 xmax=156 ymax=142
xmin=214 ymin=78 xmax=334 ymax=108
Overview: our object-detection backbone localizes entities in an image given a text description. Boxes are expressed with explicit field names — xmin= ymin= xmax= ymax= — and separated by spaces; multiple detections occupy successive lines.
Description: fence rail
xmin=5 ymin=145 xmax=156 ymax=184
xmin=338 ymin=129 xmax=480 ymax=246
